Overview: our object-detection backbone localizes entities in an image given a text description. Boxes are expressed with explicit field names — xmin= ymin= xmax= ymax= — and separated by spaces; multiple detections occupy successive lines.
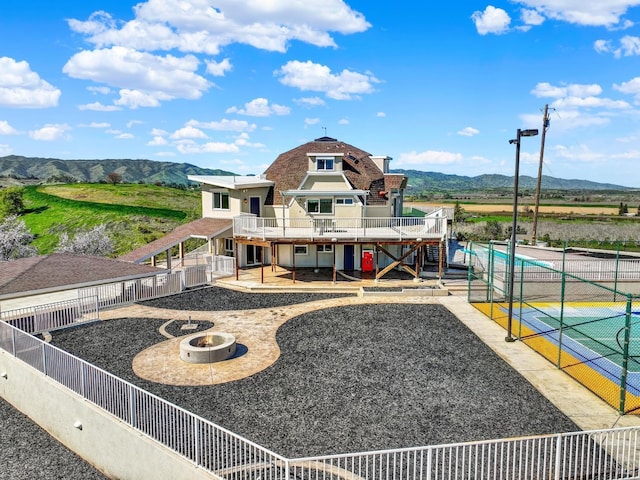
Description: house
xmin=187 ymin=136 xmax=448 ymax=282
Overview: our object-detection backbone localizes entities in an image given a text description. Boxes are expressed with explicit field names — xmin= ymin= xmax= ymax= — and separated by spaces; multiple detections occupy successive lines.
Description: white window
xmin=294 ymin=245 xmax=308 ymax=255
xmin=307 ymin=198 xmax=333 ymax=214
xmin=336 ymin=198 xmax=354 ymax=205
xmin=316 ymin=157 xmax=334 ymax=171
xmin=213 ymin=191 xmax=229 ymax=210
xmin=317 ymin=244 xmax=333 ymax=253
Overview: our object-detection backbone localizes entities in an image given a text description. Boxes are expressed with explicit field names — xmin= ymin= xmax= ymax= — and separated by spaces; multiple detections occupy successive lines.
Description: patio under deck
xmin=216 ymin=265 xmax=442 ymax=293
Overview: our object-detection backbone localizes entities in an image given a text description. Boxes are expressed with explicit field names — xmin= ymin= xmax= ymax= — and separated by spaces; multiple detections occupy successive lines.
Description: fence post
xmin=614 ymin=243 xmax=621 ymax=302
xmin=619 ymin=295 xmax=632 ymax=414
xmin=517 ymin=258 xmax=524 ymax=339
xmin=42 ymin=343 xmax=47 ymax=376
xmin=557 ymin=246 xmax=567 ymax=368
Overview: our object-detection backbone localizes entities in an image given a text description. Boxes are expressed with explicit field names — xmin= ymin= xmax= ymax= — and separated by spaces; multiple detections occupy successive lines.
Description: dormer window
xmin=316 ymin=157 xmax=334 ymax=171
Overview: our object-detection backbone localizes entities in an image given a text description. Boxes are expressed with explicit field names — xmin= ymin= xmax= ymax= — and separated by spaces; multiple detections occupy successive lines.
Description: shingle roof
xmin=384 ymin=174 xmax=408 ymax=191
xmin=118 ymin=217 xmax=232 ymax=264
xmin=0 ymin=254 xmax=163 ymax=299
xmin=263 ymin=137 xmax=402 ymax=206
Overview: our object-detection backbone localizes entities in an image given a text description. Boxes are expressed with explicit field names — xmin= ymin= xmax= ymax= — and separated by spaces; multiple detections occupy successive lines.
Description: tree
xmin=0 ymin=187 xmax=25 ymax=217
xmin=56 ymin=224 xmax=115 ymax=257
xmin=483 ymin=220 xmax=503 ymax=240
xmin=106 ymin=172 xmax=123 ymax=185
xmin=0 ymin=215 xmax=36 ymax=260
xmin=453 ymin=201 xmax=468 ymax=223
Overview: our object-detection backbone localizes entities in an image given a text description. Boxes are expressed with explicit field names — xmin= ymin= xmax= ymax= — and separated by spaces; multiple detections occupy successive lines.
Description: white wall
xmin=0 ymin=351 xmax=216 ymax=480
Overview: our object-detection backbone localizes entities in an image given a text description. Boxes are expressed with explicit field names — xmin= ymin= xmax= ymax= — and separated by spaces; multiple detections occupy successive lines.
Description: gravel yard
xmin=48 ymin=288 xmax=578 ymax=458
xmin=0 ymin=397 xmax=107 ymax=480
xmin=141 ymin=286 xmax=354 ymax=311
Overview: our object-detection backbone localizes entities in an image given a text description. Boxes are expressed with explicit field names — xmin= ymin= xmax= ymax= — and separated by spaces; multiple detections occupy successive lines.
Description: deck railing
xmin=233 ymin=215 xmax=446 ymax=241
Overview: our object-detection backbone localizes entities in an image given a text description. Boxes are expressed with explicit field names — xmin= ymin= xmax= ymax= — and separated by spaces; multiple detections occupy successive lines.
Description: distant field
xmin=411 ymin=202 xmax=621 ymax=216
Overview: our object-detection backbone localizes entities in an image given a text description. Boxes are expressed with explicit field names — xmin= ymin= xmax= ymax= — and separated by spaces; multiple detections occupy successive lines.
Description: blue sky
xmin=3 ymin=1 xmax=640 ymax=187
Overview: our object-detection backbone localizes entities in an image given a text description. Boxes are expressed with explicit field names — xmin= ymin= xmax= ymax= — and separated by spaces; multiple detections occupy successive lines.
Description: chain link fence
xmin=467 ymin=242 xmax=640 ymax=414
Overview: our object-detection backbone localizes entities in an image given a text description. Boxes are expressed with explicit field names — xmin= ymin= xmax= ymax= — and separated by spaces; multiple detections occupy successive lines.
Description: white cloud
xmin=68 ymin=1 xmax=370 ymax=55
xmin=276 ymin=60 xmax=379 ymax=100
xmin=338 ymin=118 xmax=349 ymax=125
xmin=115 ymin=133 xmax=134 ymax=139
xmin=471 ymin=6 xmax=511 ymax=35
xmin=396 ymin=150 xmax=463 ymax=167
xmin=226 ymin=97 xmax=290 ymax=116
xmin=186 ymin=118 xmax=256 ymax=132
xmin=376 ymin=112 xmax=386 ymax=117
xmin=147 ymin=136 xmax=168 ymax=146
xmin=150 ymin=128 xmax=167 ymax=136
xmin=594 ymin=35 xmax=640 ymax=57
xmin=516 ymin=1 xmax=640 ymax=27
xmin=234 ymin=132 xmax=264 ymax=148
xmin=176 ymin=141 xmax=240 ymax=154
xmin=78 ymin=122 xmax=110 ymax=128
xmin=170 ymin=125 xmax=208 ymax=139
xmin=63 ymin=47 xmax=211 ymax=108
xmin=87 ymin=85 xmax=111 ymax=95
xmin=614 ymin=77 xmax=640 ymax=99
xmin=521 ymin=9 xmax=545 ymax=26
xmin=205 ymin=58 xmax=232 ymax=76
xmin=0 ymin=121 xmax=20 ymax=135
xmin=458 ymin=127 xmax=480 ymax=137
xmin=0 ymin=57 xmax=61 ymax=108
xmin=78 ymin=102 xmax=122 ymax=111
xmin=531 ymin=82 xmax=603 ymax=98
xmin=127 ymin=120 xmax=143 ymax=128
xmin=29 ymin=124 xmax=71 ymax=141
xmin=294 ymin=96 xmax=326 ymax=107
xmin=0 ymin=144 xmax=11 ymax=155
xmin=304 ymin=117 xmax=320 ymax=127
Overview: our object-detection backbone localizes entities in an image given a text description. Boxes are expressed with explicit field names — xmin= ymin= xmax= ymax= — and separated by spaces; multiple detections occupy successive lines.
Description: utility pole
xmin=530 ymin=104 xmax=550 ymax=246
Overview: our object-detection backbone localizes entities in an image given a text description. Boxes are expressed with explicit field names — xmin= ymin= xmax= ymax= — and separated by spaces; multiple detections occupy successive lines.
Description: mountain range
xmin=0 ymin=155 xmax=631 ymax=191
xmin=0 ymin=155 xmax=234 ymax=186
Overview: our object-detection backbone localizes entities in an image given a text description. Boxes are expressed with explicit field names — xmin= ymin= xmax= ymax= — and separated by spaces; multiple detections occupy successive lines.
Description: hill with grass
xmin=0 ymin=155 xmax=235 ymax=186
xmin=20 ymin=184 xmax=202 ymax=256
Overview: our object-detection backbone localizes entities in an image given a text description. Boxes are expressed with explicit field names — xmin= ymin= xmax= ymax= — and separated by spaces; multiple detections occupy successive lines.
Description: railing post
xmin=426 ymin=448 xmax=432 ymax=480
xmin=129 ymin=385 xmax=136 ymax=427
xmin=554 ymin=434 xmax=562 ymax=480
xmin=42 ymin=342 xmax=47 ymax=376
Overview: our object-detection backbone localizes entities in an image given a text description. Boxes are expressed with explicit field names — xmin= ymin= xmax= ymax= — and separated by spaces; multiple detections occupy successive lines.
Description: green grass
xmin=21 ymin=184 xmax=201 ymax=256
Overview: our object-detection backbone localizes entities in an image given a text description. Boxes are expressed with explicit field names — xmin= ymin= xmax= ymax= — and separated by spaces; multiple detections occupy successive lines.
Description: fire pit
xmin=179 ymin=332 xmax=237 ymax=364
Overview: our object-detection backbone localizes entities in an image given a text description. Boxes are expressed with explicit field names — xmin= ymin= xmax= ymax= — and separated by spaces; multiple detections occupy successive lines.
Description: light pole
xmin=505 ymin=128 xmax=539 ymax=342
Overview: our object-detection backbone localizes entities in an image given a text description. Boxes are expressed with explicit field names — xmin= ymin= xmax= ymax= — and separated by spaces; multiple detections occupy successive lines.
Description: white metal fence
xmin=0 ymin=297 xmax=99 ymax=334
xmin=78 ymin=272 xmax=184 ymax=310
xmin=2 ymin=307 xmax=640 ymax=478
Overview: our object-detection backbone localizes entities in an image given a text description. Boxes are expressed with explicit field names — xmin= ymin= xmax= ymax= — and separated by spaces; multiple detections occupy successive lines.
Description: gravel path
xmin=50 ymin=299 xmax=578 ymax=458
